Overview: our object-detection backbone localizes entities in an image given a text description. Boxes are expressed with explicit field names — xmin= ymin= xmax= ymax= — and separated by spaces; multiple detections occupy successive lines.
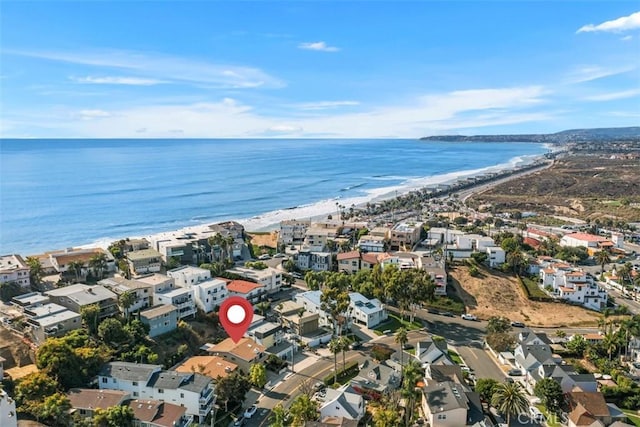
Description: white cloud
xmin=621 ymin=35 xmax=633 ymax=41
xmin=298 ymin=41 xmax=340 ymax=52
xmin=71 ymin=76 xmax=166 ymax=85
xmin=1 ymin=85 xmax=552 ymax=138
xmin=584 ymin=88 xmax=640 ymax=101
xmin=296 ymin=100 xmax=360 ymax=110
xmin=565 ymin=65 xmax=635 ymax=83
xmin=577 ymin=11 xmax=640 ymax=33
xmin=7 ymin=48 xmax=284 ymax=89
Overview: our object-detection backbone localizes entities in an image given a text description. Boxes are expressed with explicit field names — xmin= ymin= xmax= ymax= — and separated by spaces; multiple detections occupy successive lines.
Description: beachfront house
xmin=48 ymin=248 xmax=116 ymax=277
xmin=279 ymin=220 xmax=311 ymax=247
xmin=0 ymin=254 xmax=31 ymax=289
xmin=126 ymin=248 xmax=163 ymax=275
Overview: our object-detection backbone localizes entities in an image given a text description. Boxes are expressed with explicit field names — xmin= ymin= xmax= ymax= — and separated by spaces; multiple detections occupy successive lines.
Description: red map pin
xmin=219 ymin=296 xmax=254 ymax=343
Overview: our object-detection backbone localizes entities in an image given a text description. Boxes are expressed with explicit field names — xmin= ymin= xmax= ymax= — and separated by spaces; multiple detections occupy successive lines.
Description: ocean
xmin=0 ymin=139 xmax=548 ymax=255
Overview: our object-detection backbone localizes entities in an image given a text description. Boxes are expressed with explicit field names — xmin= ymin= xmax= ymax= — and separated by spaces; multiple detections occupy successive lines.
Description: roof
xmin=568 ymin=392 xmax=610 ymax=417
xmin=423 ymin=381 xmax=469 ymax=412
xmin=361 ymin=253 xmax=379 ymax=265
xmin=135 ymin=273 xmax=174 ymax=286
xmin=0 ymin=254 xmax=28 ymax=271
xmin=147 ymin=371 xmax=211 ymax=393
xmin=67 ymin=388 xmax=128 ymax=410
xmin=524 ymin=237 xmax=541 ymax=248
xmin=568 ymin=403 xmax=599 ymax=426
xmin=296 ymin=290 xmax=322 ymax=307
xmin=45 ymin=284 xmax=117 ymax=305
xmin=126 ymin=249 xmax=163 ymax=261
xmin=564 ymin=233 xmax=610 ymax=243
xmin=99 ymin=277 xmax=151 ymax=292
xmin=128 ymin=399 xmax=186 ymax=427
xmin=428 ymin=365 xmax=465 ymax=384
xmin=348 ymin=293 xmax=383 ymax=314
xmin=99 ymin=361 xmax=161 ymax=382
xmin=584 ymin=334 xmax=604 ymax=340
xmin=337 ymin=251 xmax=360 ymax=261
xmin=174 ymin=355 xmax=237 ymax=380
xmin=140 ymin=304 xmax=177 ymax=319
xmin=208 ymin=337 xmax=265 ymax=361
xmin=51 ymin=249 xmax=107 ymax=266
xmin=323 ymin=386 xmax=363 ymax=420
xmin=227 ymin=279 xmax=264 ymax=294
xmin=306 ymin=417 xmax=358 ymax=427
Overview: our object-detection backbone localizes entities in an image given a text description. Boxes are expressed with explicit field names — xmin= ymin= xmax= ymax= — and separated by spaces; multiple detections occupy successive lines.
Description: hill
xmin=420 ymin=126 xmax=640 ymax=144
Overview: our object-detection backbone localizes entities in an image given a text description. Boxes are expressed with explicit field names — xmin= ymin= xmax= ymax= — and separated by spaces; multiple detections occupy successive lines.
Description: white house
xmin=560 ymin=233 xmax=614 ymax=255
xmin=23 ymin=303 xmax=82 ymax=344
xmin=97 ymin=361 xmax=214 ymax=423
xmin=357 ymin=236 xmax=385 ymax=253
xmin=154 ymin=287 xmax=196 ymax=319
xmin=168 ymin=266 xmax=211 ymax=287
xmin=135 ymin=273 xmax=176 ymax=294
xmin=296 ymin=251 xmax=332 ymax=271
xmin=227 ymin=266 xmax=282 ymax=294
xmin=192 ymin=278 xmax=228 ymax=313
xmin=486 ymin=246 xmax=506 ymax=267
xmin=295 ymin=290 xmax=335 ymax=329
xmin=279 ymin=220 xmax=311 ymax=246
xmin=539 ymin=263 xmax=607 ymax=311
xmin=99 ymin=277 xmax=152 ymax=317
xmin=126 ymin=249 xmax=163 ymax=275
xmin=0 ymin=389 xmax=17 ymax=427
xmin=348 ymin=293 xmax=387 ymax=328
xmin=421 ymin=381 xmax=469 ymax=427
xmin=320 ymin=385 xmax=365 ymax=422
xmin=0 ymin=254 xmax=31 ymax=289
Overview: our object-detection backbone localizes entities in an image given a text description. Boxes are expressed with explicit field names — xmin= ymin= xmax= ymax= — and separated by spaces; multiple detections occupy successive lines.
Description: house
xmin=140 ymin=305 xmax=179 ymax=337
xmin=226 ymin=266 xmax=282 ymax=294
xmin=514 ymin=343 xmax=554 ymax=375
xmin=306 ymin=417 xmax=358 ymax=427
xmin=560 ymin=233 xmax=614 ymax=255
xmin=126 ymin=249 xmax=163 ymax=275
xmin=11 ymin=292 xmax=50 ymax=309
xmin=566 ymin=392 xmax=612 ymax=427
xmin=538 ymin=262 xmax=608 ymax=311
xmin=24 ymin=303 xmax=82 ymax=344
xmin=0 ymin=389 xmax=17 ymax=427
xmin=425 ymin=365 xmax=465 ymax=385
xmin=357 ymin=236 xmax=385 ymax=253
xmin=320 ymin=384 xmax=365 ymax=422
xmin=0 ymin=254 xmax=31 ymax=288
xmin=67 ymin=388 xmax=129 ymax=419
xmin=167 ymin=268 xmax=229 ymax=313
xmin=279 ymin=220 xmax=311 ymax=246
xmin=128 ymin=399 xmax=192 ymax=427
xmin=295 ymin=290 xmax=347 ymax=331
xmin=149 ymin=229 xmax=216 ymax=265
xmin=153 ymin=287 xmax=196 ymax=320
xmin=415 ymin=339 xmax=453 ymax=367
xmin=337 ymin=251 xmax=362 ymax=275
xmin=421 ymin=256 xmax=447 ymax=296
xmin=45 ymin=284 xmax=118 ymax=319
xmin=174 ymin=355 xmax=237 ymax=381
xmin=389 ymin=221 xmax=423 ymax=251
xmin=97 ymin=361 xmax=214 ymax=423
xmin=48 ymin=248 xmax=115 ymax=276
xmin=248 ymin=321 xmax=285 ymax=349
xmin=135 ymin=273 xmax=176 ymax=294
xmin=350 ymin=360 xmax=400 ymax=395
xmin=296 ymin=251 xmax=332 ymax=272
xmin=283 ymin=311 xmax=320 ymax=336
xmin=206 ymin=337 xmax=266 ymax=373
xmin=226 ymin=279 xmax=265 ymax=303
xmin=304 ymin=227 xmax=338 ymax=252
xmin=486 ymin=246 xmax=506 ymax=267
xmin=99 ymin=277 xmax=152 ymax=317
xmin=421 ymin=381 xmax=484 ymax=427
xmin=348 ymin=292 xmax=387 ymax=328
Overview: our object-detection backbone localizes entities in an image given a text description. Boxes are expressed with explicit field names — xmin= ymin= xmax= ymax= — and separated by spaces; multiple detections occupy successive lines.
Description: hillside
xmin=420 ymin=126 xmax=640 ymax=143
xmin=448 ymin=265 xmax=600 ymax=327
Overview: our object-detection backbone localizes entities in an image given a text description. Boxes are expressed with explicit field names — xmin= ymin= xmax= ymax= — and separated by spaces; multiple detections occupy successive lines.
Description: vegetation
xmin=534 ymin=378 xmax=564 ymax=415
xmin=475 ymin=378 xmax=499 ymax=402
xmin=93 ymin=405 xmax=135 ymax=427
xmin=215 ymin=370 xmax=251 ymax=411
xmin=373 ymin=313 xmax=422 ymax=335
xmin=491 ymin=382 xmax=529 ymax=426
xmin=485 ymin=316 xmax=516 ymax=352
xmin=249 ymin=363 xmax=267 ymax=389
xmin=288 ymin=394 xmax=319 ymax=425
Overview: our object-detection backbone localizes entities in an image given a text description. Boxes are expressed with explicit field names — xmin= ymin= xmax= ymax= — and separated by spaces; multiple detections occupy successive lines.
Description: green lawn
xmin=623 ymin=410 xmax=640 ymax=427
xmin=373 ymin=314 xmax=422 ymax=335
xmin=521 ymin=277 xmax=551 ymax=299
xmin=424 ymin=296 xmax=465 ymax=314
xmin=448 ymin=350 xmax=463 ymax=365
xmin=536 ymin=405 xmax=561 ymax=427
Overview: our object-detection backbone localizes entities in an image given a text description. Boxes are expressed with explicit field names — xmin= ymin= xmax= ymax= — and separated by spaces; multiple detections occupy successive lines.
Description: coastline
xmin=61 ymin=148 xmax=552 ymax=255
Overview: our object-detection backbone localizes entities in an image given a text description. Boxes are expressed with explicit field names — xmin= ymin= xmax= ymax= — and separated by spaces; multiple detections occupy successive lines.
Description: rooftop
xmin=67 ymin=388 xmax=128 ymax=410
xmin=128 ymin=399 xmax=186 ymax=427
xmin=99 ymin=361 xmax=161 ymax=382
xmin=45 ymin=284 xmax=117 ymax=305
xmin=140 ymin=304 xmax=177 ymax=319
xmin=174 ymin=355 xmax=237 ymax=380
xmin=127 ymin=248 xmax=163 ymax=261
xmin=423 ymin=381 xmax=469 ymax=412
xmin=227 ymin=279 xmax=264 ymax=294
xmin=0 ymin=254 xmax=28 ymax=271
xmin=208 ymin=337 xmax=265 ymax=361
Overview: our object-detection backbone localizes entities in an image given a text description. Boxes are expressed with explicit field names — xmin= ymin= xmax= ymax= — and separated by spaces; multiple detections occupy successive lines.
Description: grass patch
xmin=424 ymin=296 xmax=465 ymax=314
xmin=373 ymin=314 xmax=422 ymax=335
xmin=521 ymin=276 xmax=552 ymax=300
xmin=602 ymin=200 xmax=622 ymax=207
xmin=536 ymin=405 xmax=561 ymax=427
xmin=623 ymin=410 xmax=640 ymax=427
xmin=448 ymin=350 xmax=463 ymax=365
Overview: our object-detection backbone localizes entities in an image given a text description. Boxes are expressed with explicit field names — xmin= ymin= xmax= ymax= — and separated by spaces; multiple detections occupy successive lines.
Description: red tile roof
xmin=361 ymin=253 xmax=379 ymax=265
xmin=524 ymin=237 xmax=541 ymax=248
xmin=565 ymin=233 xmax=610 ymax=243
xmin=337 ymin=251 xmax=360 ymax=261
xmin=227 ymin=280 xmax=263 ymax=294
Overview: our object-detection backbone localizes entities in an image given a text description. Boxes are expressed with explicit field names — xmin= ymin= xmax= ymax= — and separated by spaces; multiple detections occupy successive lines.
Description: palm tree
xmin=491 ymin=382 xmax=529 ymax=426
xmin=602 ymin=321 xmax=619 ymax=361
xmin=402 ymin=359 xmax=423 ymax=424
xmin=338 ymin=335 xmax=350 ymax=371
xmin=507 ymin=249 xmax=525 ymax=276
xmin=329 ymin=338 xmax=341 ymax=384
xmin=395 ymin=328 xmax=408 ymax=368
xmin=595 ymin=250 xmax=611 ymax=276
xmin=208 ymin=234 xmax=223 ymax=262
xmin=119 ymin=290 xmax=136 ymax=322
xmin=255 ymin=301 xmax=270 ymax=316
xmin=89 ymin=253 xmax=108 ymax=279
xmin=26 ymin=256 xmax=44 ymax=290
xmin=67 ymin=260 xmax=84 ymax=282
xmin=225 ymin=235 xmax=235 ymax=262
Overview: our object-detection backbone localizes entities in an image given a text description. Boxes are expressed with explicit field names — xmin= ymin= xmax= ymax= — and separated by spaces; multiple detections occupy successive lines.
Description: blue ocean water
xmin=0 ymin=139 xmax=547 ymax=255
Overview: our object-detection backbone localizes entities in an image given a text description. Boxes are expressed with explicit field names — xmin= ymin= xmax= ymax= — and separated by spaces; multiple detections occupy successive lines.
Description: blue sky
xmin=1 ymin=1 xmax=639 ymax=138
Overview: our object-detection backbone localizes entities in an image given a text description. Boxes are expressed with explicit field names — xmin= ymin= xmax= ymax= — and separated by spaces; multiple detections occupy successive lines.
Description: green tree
xmin=68 ymin=260 xmax=84 ymax=282
xmin=81 ymin=303 xmax=101 ymax=336
xmin=373 ymin=407 xmax=402 ymax=427
xmin=534 ymin=378 xmax=564 ymax=415
xmin=216 ymin=370 xmax=251 ymax=411
xmin=566 ymin=334 xmax=588 ymax=356
xmin=98 ymin=318 xmax=132 ymax=345
xmin=118 ymin=259 xmax=131 ymax=280
xmin=320 ymin=277 xmax=350 ymax=335
xmin=15 ymin=371 xmax=59 ymax=416
xmin=395 ymin=328 xmax=408 ymax=368
xmin=89 ymin=253 xmax=108 ymax=280
xmin=491 ymin=382 xmax=529 ymax=426
xmin=487 ymin=316 xmax=512 ymax=334
xmin=36 ymin=392 xmax=72 ymax=426
xmin=289 ymin=394 xmax=319 ymax=426
xmin=255 ymin=301 xmax=270 ymax=316
xmin=270 ymin=404 xmax=289 ymax=427
xmin=329 ymin=338 xmax=341 ymax=384
xmin=475 ymin=378 xmax=499 ymax=402
xmin=595 ymin=250 xmax=611 ymax=275
xmin=26 ymin=256 xmax=44 ymax=290
xmin=249 ymin=363 xmax=267 ymax=389
xmin=119 ymin=290 xmax=136 ymax=321
xmin=36 ymin=338 xmax=83 ymax=389
xmin=93 ymin=405 xmax=135 ymax=427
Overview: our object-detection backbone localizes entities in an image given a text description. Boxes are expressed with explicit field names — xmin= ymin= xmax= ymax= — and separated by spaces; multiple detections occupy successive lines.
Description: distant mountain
xmin=420 ymin=127 xmax=640 ymax=144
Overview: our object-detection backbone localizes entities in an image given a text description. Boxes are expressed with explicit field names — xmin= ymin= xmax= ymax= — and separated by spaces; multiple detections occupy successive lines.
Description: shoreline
xmin=48 ymin=148 xmax=554 ymax=256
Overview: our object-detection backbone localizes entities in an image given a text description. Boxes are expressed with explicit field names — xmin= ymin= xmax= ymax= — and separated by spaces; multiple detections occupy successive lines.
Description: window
xmin=158 ymin=389 xmax=164 ymax=394
xmin=102 ymin=377 xmax=107 ymax=383
xmin=132 ymin=381 xmax=138 ymax=386
xmin=180 ymin=393 xmax=184 ymax=398
xmin=133 ymin=392 xmax=138 ymax=397
xmin=438 ymin=414 xmax=447 ymax=420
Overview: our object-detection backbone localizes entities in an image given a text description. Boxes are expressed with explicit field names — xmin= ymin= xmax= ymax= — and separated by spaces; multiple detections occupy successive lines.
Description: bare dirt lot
xmin=448 ymin=265 xmax=601 ymax=327
xmin=246 ymin=231 xmax=279 ymax=249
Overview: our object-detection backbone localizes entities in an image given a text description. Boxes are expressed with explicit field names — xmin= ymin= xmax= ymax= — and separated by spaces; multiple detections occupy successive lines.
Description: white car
xmin=461 ymin=313 xmax=477 ymax=321
xmin=258 ymin=254 xmax=271 ymax=260
xmin=244 ymin=405 xmax=258 ymax=419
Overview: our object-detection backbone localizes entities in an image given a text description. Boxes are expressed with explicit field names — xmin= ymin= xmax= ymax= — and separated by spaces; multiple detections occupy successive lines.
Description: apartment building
xmin=45 ymin=284 xmax=118 ymax=319
xmin=0 ymin=254 xmax=31 ymax=288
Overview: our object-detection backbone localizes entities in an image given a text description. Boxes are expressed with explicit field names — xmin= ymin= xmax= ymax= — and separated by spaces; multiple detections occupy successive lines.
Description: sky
xmin=1 ymin=1 xmax=639 ymax=138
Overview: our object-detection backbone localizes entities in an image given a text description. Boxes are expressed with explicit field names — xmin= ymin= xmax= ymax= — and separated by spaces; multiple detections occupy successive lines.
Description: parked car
xmin=313 ymin=382 xmax=325 ymax=392
xmin=461 ymin=313 xmax=477 ymax=321
xmin=233 ymin=417 xmax=246 ymax=426
xmin=273 ymin=253 xmax=287 ymax=258
xmin=244 ymin=405 xmax=258 ymax=419
xmin=258 ymin=254 xmax=271 ymax=260
xmin=511 ymin=321 xmax=525 ymax=328
xmin=349 ymin=342 xmax=362 ymax=350
xmin=508 ymin=369 xmax=523 ymax=376
xmin=505 ymin=377 xmax=515 ymax=383
xmin=441 ymin=311 xmax=454 ymax=317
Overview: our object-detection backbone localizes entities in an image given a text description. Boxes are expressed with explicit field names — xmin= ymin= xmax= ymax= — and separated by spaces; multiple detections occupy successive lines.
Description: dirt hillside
xmin=448 ymin=265 xmax=600 ymax=327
